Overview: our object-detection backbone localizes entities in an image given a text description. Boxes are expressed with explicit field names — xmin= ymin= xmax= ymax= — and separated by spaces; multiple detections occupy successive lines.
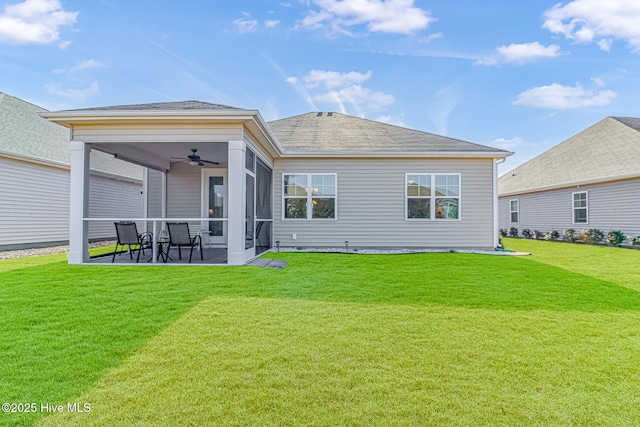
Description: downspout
xmin=493 ymin=158 xmax=506 ymax=248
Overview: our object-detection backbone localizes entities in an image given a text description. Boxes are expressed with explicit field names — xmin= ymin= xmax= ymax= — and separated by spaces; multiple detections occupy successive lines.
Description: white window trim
xmin=572 ymin=191 xmax=588 ymax=224
xmin=509 ymin=199 xmax=519 ymax=224
xmin=405 ymin=173 xmax=461 ymax=221
xmin=282 ymin=173 xmax=337 ymax=220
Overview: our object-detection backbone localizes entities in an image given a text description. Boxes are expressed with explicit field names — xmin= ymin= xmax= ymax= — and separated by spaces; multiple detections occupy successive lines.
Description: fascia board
xmin=499 ymin=171 xmax=640 ymax=197
xmin=41 ymin=109 xmax=285 ymax=157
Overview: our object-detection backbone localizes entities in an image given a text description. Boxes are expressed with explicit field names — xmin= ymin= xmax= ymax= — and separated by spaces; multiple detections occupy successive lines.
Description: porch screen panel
xmin=256 ymin=159 xmax=273 ymax=255
xmin=255 ymin=221 xmax=272 ymax=255
xmin=208 ymin=176 xmax=224 ymax=237
xmin=246 ymin=174 xmax=255 ymax=249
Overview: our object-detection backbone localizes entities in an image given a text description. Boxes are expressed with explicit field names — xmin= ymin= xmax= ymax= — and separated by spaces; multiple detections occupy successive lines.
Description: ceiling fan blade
xmin=200 ymin=159 xmax=219 ymax=165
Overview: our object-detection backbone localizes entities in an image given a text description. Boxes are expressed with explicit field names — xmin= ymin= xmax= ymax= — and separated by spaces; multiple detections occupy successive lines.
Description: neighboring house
xmin=498 ymin=117 xmax=640 ymax=237
xmin=0 ymin=92 xmax=144 ymax=250
xmin=43 ymin=101 xmax=511 ymax=265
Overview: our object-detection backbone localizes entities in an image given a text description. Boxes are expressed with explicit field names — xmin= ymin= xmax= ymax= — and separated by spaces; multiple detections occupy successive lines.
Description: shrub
xmin=499 ymin=228 xmax=508 ymax=238
xmin=522 ymin=229 xmax=532 ymax=239
xmin=534 ymin=230 xmax=544 ymax=240
xmin=628 ymin=236 xmax=640 ymax=246
xmin=563 ymin=229 xmax=575 ymax=243
xmin=508 ymin=227 xmax=519 ymax=238
xmin=580 ymin=229 xmax=604 ymax=245
xmin=545 ymin=230 xmax=559 ymax=241
xmin=607 ymin=231 xmax=625 ymax=246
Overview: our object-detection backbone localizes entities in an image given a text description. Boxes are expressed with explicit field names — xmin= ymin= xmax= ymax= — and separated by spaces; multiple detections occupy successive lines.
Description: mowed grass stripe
xmin=39 ymin=297 xmax=640 ymax=427
xmin=504 ymin=237 xmax=640 ymax=291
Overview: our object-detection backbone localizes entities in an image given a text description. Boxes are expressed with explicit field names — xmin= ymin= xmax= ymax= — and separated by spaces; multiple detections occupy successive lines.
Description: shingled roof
xmin=61 ymin=100 xmax=247 ymax=112
xmin=499 ymin=116 xmax=640 ymax=196
xmin=0 ymin=92 xmax=142 ymax=180
xmin=268 ymin=112 xmax=508 ymax=154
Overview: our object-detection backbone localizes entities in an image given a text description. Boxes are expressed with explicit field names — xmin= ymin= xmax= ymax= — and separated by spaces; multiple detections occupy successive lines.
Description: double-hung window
xmin=283 ymin=174 xmax=336 ymax=219
xmin=573 ymin=191 xmax=588 ymax=223
xmin=406 ymin=173 xmax=460 ymax=220
xmin=510 ymin=199 xmax=519 ymax=223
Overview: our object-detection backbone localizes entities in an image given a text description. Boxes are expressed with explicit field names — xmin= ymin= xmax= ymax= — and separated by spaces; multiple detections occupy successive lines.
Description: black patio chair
xmin=166 ymin=222 xmax=203 ymax=263
xmin=112 ymin=222 xmax=152 ymax=263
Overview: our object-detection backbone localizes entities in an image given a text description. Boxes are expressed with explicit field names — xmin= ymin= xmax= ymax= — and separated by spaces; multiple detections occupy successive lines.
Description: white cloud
xmin=513 ymin=82 xmax=617 ymax=109
xmin=287 ymin=69 xmax=394 ymax=116
xmin=233 ymin=13 xmax=258 ymax=33
xmin=489 ymin=137 xmax=526 ymax=150
xmin=297 ymin=0 xmax=435 ymax=36
xmin=477 ymin=42 xmax=561 ymax=66
xmin=426 ymin=80 xmax=461 ymax=136
xmin=420 ymin=32 xmax=443 ymax=44
xmin=543 ymin=0 xmax=640 ymax=52
xmin=0 ymin=0 xmax=77 ymax=45
xmin=313 ymin=84 xmax=394 ymax=116
xmin=598 ymin=38 xmax=612 ymax=51
xmin=52 ymin=59 xmax=104 ymax=74
xmin=58 ymin=40 xmax=71 ymax=49
xmin=45 ymin=81 xmax=100 ymax=99
xmin=302 ymin=69 xmax=372 ymax=88
xmin=265 ymin=19 xmax=280 ymax=28
xmin=374 ymin=114 xmax=407 ymax=127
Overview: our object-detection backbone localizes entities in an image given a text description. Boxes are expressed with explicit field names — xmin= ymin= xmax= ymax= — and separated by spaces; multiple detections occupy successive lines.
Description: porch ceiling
xmin=93 ymin=141 xmax=229 ymax=172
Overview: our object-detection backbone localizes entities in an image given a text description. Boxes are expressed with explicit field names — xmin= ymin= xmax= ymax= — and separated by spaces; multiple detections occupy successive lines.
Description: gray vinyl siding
xmin=0 ymin=157 xmax=70 ymax=247
xmin=165 ymin=162 xmax=205 ymax=228
xmin=499 ymin=178 xmax=640 ymax=236
xmin=146 ymin=169 xmax=164 ymax=218
xmin=0 ymin=156 xmax=143 ymax=249
xmin=273 ymin=158 xmax=496 ymax=249
xmin=88 ymin=175 xmax=144 ymax=239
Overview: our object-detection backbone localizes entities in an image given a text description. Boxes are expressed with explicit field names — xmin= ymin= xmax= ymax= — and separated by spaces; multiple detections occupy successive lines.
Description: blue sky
xmin=1 ymin=0 xmax=640 ymax=173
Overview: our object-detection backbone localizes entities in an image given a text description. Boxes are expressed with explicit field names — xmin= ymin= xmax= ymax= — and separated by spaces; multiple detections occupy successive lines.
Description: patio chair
xmin=166 ymin=222 xmax=203 ymax=263
xmin=112 ymin=222 xmax=152 ymax=263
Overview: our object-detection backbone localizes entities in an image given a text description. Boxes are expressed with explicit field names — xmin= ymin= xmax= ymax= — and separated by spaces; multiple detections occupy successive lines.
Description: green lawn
xmin=1 ymin=240 xmax=639 ymax=426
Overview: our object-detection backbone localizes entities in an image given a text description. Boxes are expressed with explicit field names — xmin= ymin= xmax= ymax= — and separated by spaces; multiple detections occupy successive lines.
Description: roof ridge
xmin=57 ymin=100 xmax=247 ymax=112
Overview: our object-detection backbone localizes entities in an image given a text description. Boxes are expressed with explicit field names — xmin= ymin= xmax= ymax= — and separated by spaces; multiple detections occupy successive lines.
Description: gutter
xmin=281 ymin=151 xmax=513 ymax=159
xmin=0 ymin=150 xmax=142 ymax=183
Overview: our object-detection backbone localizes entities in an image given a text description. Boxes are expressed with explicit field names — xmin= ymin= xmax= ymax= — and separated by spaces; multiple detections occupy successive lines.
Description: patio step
xmin=248 ymin=258 xmax=288 ymax=270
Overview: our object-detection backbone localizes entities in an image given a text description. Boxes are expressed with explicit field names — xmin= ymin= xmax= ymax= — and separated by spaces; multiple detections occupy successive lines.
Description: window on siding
xmin=283 ymin=174 xmax=336 ymax=219
xmin=510 ymin=199 xmax=519 ymax=223
xmin=573 ymin=192 xmax=588 ymax=224
xmin=406 ymin=173 xmax=460 ymax=220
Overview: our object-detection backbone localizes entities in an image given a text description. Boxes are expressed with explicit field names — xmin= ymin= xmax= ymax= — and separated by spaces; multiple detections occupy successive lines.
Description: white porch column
xmin=493 ymin=158 xmax=500 ymax=248
xmin=69 ymin=141 xmax=90 ymax=264
xmin=227 ymin=140 xmax=246 ymax=265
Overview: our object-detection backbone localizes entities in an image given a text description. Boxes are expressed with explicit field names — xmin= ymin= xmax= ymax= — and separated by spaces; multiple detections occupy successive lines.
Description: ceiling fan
xmin=171 ymin=148 xmax=219 ymax=166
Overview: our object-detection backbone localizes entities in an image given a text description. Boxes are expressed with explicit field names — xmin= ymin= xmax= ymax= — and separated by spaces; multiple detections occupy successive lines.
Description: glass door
xmin=201 ymin=169 xmax=227 ymax=246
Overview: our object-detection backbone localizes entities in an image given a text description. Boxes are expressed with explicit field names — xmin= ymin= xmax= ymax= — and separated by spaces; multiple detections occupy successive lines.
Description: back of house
xmin=44 ymin=100 xmax=511 ymax=264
